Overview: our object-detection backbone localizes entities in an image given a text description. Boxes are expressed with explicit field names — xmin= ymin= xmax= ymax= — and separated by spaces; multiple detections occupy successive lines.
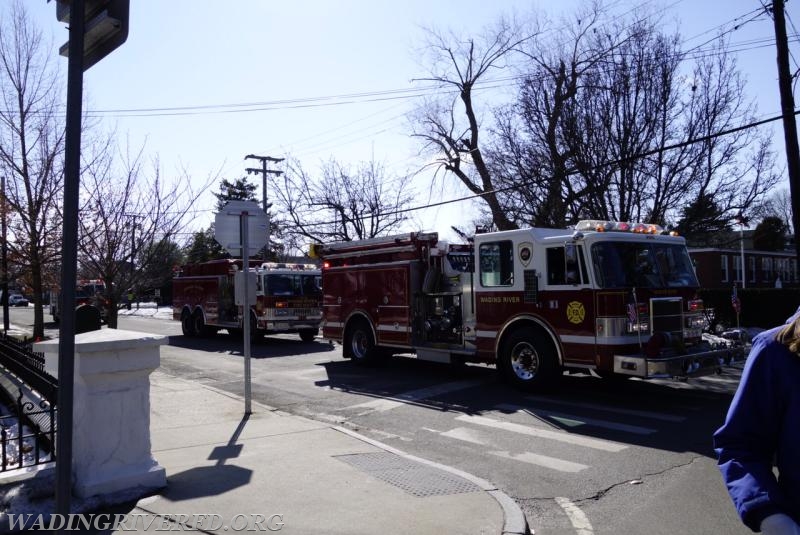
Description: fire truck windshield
xmin=591 ymin=242 xmax=699 ymax=289
xmin=264 ymin=274 xmax=322 ymax=297
xmin=76 ymin=283 xmax=105 ymax=298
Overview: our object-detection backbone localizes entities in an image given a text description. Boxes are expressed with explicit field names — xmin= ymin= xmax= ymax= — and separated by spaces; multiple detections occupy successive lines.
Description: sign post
xmin=215 ymin=201 xmax=268 ymax=414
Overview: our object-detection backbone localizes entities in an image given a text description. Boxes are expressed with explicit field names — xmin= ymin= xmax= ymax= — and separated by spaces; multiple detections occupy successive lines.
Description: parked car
xmin=8 ymin=294 xmax=28 ymax=307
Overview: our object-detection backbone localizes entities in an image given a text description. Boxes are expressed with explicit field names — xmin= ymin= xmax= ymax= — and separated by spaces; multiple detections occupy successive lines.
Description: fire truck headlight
xmin=686 ymin=314 xmax=705 ymax=330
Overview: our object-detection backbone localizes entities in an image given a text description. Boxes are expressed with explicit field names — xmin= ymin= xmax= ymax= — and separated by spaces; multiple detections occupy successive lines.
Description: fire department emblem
xmin=518 ymin=242 xmax=533 ymax=267
xmin=566 ymin=301 xmax=585 ymax=324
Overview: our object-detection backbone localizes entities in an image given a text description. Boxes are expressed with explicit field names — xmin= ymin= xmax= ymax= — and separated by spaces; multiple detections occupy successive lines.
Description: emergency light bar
xmin=574 ymin=220 xmax=678 ymax=236
xmin=260 ymin=262 xmax=317 ymax=271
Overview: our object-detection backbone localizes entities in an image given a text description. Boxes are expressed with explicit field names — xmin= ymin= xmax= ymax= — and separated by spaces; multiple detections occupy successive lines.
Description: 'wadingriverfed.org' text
xmin=8 ymin=513 xmax=285 ymax=531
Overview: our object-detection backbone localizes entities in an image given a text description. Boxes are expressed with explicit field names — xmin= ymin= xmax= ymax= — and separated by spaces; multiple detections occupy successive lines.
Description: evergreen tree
xmin=752 ymin=216 xmax=789 ymax=251
xmin=184 ymin=227 xmax=228 ymax=264
xmin=674 ymin=194 xmax=731 ymax=246
xmin=213 ymin=177 xmax=258 ymax=210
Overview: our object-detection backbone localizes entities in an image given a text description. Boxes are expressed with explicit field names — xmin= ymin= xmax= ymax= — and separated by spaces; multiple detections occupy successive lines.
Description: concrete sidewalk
xmin=105 ymin=371 xmax=528 ymax=534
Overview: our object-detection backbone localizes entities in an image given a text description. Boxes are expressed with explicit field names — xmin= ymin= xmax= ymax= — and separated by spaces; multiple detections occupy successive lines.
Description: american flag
xmin=628 ymin=288 xmax=639 ymax=323
xmin=627 ymin=302 xmax=638 ymax=324
xmin=731 ymin=285 xmax=741 ymax=315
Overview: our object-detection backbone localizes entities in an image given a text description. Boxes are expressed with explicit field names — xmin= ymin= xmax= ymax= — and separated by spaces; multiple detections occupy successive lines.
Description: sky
xmin=15 ymin=0 xmax=800 ymax=247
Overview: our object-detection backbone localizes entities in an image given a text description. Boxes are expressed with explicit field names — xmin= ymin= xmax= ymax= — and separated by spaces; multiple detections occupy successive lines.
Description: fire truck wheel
xmin=500 ymin=329 xmax=558 ymax=391
xmin=192 ymin=311 xmax=208 ymax=337
xmin=181 ymin=310 xmax=197 ymax=337
xmin=344 ymin=321 xmax=379 ymax=365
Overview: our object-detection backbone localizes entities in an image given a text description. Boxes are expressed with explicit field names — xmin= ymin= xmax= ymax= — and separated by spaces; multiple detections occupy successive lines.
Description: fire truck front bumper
xmin=613 ymin=345 xmax=745 ymax=379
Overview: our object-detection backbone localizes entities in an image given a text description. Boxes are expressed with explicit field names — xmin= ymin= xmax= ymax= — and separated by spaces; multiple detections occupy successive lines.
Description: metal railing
xmin=0 ymin=333 xmax=58 ymax=472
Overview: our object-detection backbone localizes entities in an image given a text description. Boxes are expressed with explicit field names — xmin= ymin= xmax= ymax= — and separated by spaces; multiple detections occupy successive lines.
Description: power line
xmin=292 ymin=109 xmax=800 ymax=229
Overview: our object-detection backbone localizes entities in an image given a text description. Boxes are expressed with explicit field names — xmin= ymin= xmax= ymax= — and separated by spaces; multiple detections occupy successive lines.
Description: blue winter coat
xmin=714 ymin=327 xmax=800 ymax=531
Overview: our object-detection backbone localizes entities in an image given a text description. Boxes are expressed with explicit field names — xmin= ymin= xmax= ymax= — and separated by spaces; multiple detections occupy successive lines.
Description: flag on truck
xmin=628 ymin=288 xmax=639 ymax=324
xmin=731 ymin=285 xmax=741 ymax=315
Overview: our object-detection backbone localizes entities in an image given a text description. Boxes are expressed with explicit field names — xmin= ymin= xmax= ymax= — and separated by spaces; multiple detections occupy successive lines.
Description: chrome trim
xmin=613 ymin=346 xmax=745 ymax=379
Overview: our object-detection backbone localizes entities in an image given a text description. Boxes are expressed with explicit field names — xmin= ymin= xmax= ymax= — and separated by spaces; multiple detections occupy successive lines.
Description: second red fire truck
xmin=314 ymin=220 xmax=742 ymax=390
xmin=173 ymin=259 xmax=323 ymax=342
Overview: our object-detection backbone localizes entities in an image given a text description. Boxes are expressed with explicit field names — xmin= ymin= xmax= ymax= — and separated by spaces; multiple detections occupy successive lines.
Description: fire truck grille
xmin=523 ymin=270 xmax=538 ymax=304
xmin=265 ymin=308 xmax=322 ymax=319
xmin=650 ymin=298 xmax=683 ymax=335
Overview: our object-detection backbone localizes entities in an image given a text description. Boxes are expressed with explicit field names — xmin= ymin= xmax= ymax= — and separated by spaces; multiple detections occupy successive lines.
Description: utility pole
xmin=772 ymin=0 xmax=800 ymax=263
xmin=124 ymin=214 xmax=144 ymax=269
xmin=1 ymin=175 xmax=8 ymax=333
xmin=245 ymin=154 xmax=284 ymax=260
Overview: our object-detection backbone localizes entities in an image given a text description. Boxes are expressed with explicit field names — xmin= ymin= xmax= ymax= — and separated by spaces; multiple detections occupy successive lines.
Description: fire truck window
xmin=266 ymin=274 xmax=295 ymax=296
xmin=547 ymin=247 xmax=566 ymax=285
xmin=479 ymin=241 xmax=514 ymax=287
xmin=301 ymin=275 xmax=321 ymax=296
xmin=591 ymin=242 xmax=699 ymax=288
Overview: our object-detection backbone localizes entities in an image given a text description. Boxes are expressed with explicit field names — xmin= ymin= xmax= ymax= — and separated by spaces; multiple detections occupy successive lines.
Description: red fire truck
xmin=314 ymin=220 xmax=742 ymax=390
xmin=49 ymin=279 xmax=110 ymax=324
xmin=172 ymin=259 xmax=322 ymax=342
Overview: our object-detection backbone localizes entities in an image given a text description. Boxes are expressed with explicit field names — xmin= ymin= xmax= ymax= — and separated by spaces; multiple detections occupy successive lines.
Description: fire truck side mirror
xmin=309 ymin=243 xmax=323 ymax=259
xmin=564 ymin=242 xmax=580 ymax=284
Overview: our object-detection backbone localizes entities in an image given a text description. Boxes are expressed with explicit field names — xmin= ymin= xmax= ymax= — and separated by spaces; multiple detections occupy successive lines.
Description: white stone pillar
xmin=35 ymin=329 xmax=167 ymax=498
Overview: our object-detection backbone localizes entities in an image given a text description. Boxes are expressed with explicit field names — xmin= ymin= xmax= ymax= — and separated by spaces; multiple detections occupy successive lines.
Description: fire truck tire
xmin=181 ymin=310 xmax=197 ymax=337
xmin=192 ymin=311 xmax=217 ymax=338
xmin=299 ymin=328 xmax=318 ymax=342
xmin=499 ymin=329 xmax=558 ymax=391
xmin=344 ymin=321 xmax=379 ymax=365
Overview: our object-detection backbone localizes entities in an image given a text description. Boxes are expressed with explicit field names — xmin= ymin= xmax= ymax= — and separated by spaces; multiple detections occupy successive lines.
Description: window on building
xmin=749 ymin=257 xmax=756 ymax=283
xmin=762 ymin=257 xmax=773 ymax=283
xmin=479 ymin=240 xmax=514 ymax=287
xmin=792 ymin=259 xmax=798 ymax=282
xmin=721 ymin=255 xmax=729 ymax=283
xmin=733 ymin=255 xmax=742 ymax=283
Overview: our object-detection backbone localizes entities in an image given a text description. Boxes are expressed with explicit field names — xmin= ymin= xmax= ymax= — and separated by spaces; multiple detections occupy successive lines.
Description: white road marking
xmin=440 ymin=427 xmax=495 ymax=447
xmin=455 ymin=415 xmax=627 ymax=452
xmin=490 ymin=451 xmax=589 ymax=473
xmin=555 ymin=496 xmax=594 ymax=535
xmin=522 ymin=397 xmax=686 ymax=423
xmin=495 ymin=404 xmax=657 ymax=435
xmin=341 ymin=380 xmax=480 ymax=412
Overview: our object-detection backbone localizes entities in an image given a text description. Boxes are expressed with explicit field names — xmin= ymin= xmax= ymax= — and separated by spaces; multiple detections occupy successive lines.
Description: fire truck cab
xmin=173 ymin=259 xmax=322 ymax=342
xmin=49 ymin=279 xmax=109 ymax=324
xmin=317 ymin=221 xmax=742 ymax=390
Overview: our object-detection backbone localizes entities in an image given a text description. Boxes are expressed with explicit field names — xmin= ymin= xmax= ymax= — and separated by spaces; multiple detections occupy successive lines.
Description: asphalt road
xmin=3 ymin=307 xmax=751 ymax=535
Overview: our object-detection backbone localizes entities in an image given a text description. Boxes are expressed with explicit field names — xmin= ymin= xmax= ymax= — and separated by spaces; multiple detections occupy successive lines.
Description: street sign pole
xmin=241 ymin=212 xmax=252 ymax=415
xmin=216 ymin=200 xmax=267 ymax=416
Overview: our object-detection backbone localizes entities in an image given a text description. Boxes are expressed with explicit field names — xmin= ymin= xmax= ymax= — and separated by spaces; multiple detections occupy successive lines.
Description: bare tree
xmin=490 ymin=6 xmax=780 ymax=229
xmin=272 ymin=157 xmax=414 ymax=246
xmin=0 ymin=2 xmax=65 ymax=339
xmin=409 ymin=17 xmax=535 ymax=231
xmin=753 ymin=187 xmax=793 ymax=233
xmin=489 ymin=3 xmax=611 ymax=227
xmin=78 ymin=140 xmax=214 ymax=328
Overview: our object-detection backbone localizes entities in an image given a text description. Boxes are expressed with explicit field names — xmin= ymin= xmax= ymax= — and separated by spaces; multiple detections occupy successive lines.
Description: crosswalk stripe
xmin=495 ymin=404 xmax=657 ymax=435
xmin=490 ymin=451 xmax=589 ymax=473
xmin=341 ymin=380 xmax=480 ymax=412
xmin=522 ymin=397 xmax=686 ymax=423
xmin=455 ymin=414 xmax=627 ymax=452
xmin=440 ymin=427 xmax=494 ymax=447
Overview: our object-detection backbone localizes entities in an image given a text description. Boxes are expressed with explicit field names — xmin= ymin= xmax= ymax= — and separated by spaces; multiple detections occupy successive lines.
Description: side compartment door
xmin=322 ymin=269 xmax=347 ymax=341
xmin=376 ymin=266 xmax=411 ymax=346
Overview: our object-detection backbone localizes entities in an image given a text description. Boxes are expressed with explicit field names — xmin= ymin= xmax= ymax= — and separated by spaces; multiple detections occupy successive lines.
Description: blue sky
xmin=17 ymin=0 xmax=800 ymax=244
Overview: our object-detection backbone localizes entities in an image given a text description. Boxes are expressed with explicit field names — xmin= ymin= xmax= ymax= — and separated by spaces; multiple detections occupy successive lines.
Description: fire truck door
xmin=376 ymin=267 xmax=411 ymax=346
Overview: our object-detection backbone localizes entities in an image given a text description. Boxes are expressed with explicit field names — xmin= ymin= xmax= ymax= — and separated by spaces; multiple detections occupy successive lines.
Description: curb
xmin=334 ymin=425 xmax=529 ymax=535
xmin=173 ymin=373 xmax=530 ymax=534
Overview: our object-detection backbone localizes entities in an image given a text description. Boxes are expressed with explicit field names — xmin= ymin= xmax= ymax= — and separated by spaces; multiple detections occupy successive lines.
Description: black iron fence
xmin=0 ymin=333 xmax=58 ymax=472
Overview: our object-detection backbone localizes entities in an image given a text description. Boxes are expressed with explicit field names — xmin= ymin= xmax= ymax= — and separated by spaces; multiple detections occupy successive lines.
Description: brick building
xmin=689 ymin=247 xmax=797 ymax=288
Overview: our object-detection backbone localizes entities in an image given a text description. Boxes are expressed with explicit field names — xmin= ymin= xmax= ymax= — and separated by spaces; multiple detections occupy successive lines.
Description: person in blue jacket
xmin=714 ymin=311 xmax=800 ymax=534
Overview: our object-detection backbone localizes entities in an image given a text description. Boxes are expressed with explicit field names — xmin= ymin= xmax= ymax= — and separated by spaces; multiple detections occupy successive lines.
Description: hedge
xmin=698 ymin=287 xmax=800 ymax=330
